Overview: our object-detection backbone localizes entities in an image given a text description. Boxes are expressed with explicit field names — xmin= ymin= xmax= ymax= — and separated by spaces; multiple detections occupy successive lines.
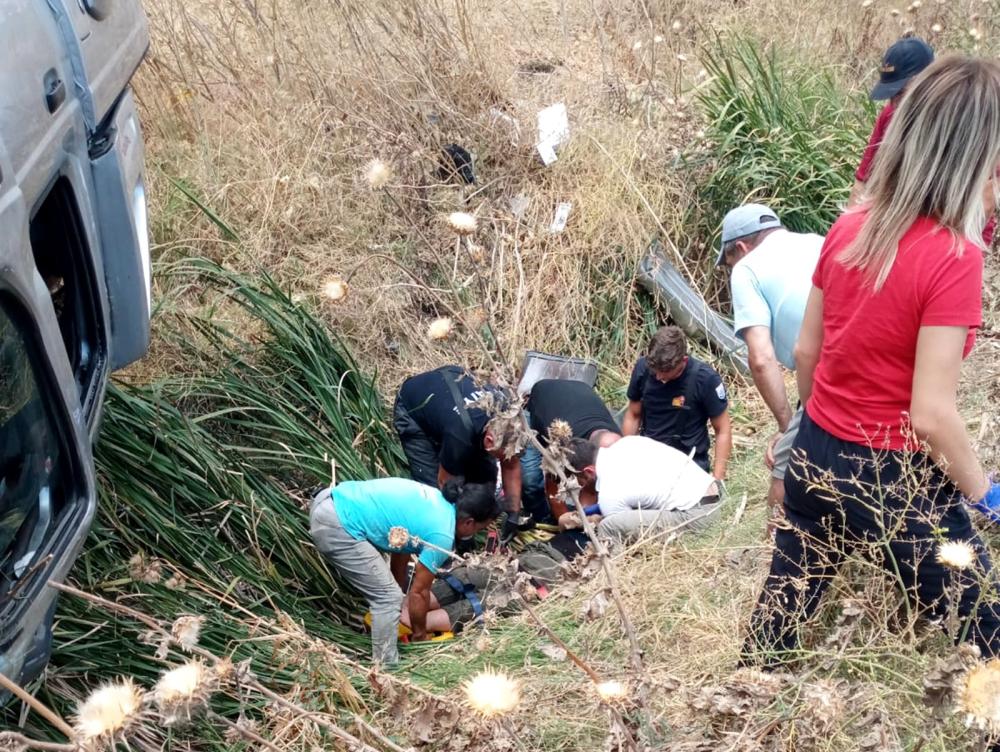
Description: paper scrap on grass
xmin=536 ymin=102 xmax=569 ymax=165
xmin=550 ymin=202 xmax=572 ymax=233
xmin=539 ymin=642 xmax=568 ymax=662
xmin=509 ymin=193 xmax=530 ymax=219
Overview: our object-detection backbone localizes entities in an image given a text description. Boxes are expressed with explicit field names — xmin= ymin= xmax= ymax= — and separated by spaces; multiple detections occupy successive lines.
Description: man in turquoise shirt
xmin=718 ymin=204 xmax=822 ymax=531
xmin=309 ymin=477 xmax=499 ymax=664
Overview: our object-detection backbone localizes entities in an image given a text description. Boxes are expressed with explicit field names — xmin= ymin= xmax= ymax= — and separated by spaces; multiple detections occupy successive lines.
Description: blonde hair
xmin=841 ymin=56 xmax=1000 ymax=290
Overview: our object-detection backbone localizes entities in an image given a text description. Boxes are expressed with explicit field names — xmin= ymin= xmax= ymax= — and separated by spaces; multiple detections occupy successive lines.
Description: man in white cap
xmin=717 ymin=204 xmax=823 ymax=534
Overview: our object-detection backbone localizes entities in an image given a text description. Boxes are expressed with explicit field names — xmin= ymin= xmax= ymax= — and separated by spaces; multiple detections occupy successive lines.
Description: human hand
xmin=500 ymin=513 xmax=535 ymax=544
xmin=971 ymin=481 xmax=1000 ymax=525
xmin=409 ymin=630 xmax=428 ymax=643
xmin=764 ymin=432 xmax=782 ymax=471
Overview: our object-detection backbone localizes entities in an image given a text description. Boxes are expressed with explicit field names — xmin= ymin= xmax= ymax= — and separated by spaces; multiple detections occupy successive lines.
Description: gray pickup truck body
xmin=0 ymin=0 xmax=150 ymax=689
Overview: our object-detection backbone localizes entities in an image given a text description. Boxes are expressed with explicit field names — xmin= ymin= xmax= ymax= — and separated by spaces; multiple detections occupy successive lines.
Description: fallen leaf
xmin=539 ymin=642 xmax=567 ymax=662
xmin=580 ymin=591 xmax=609 ymax=621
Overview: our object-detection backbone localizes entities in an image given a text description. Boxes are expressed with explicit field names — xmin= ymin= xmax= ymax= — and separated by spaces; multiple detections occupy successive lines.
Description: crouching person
xmin=559 ymin=436 xmax=722 ymax=543
xmin=309 ymin=477 xmax=499 ymax=665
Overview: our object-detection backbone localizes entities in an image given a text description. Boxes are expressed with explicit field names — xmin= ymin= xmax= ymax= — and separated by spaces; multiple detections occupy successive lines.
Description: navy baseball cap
xmin=870 ymin=37 xmax=934 ymax=101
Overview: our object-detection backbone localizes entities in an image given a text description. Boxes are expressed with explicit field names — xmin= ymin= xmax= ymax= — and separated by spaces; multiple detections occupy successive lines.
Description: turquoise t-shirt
xmin=331 ymin=478 xmax=456 ymax=573
xmin=731 ymin=229 xmax=823 ymax=370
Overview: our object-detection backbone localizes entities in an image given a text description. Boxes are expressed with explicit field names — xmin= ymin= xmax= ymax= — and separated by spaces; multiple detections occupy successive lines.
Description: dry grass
xmin=134 ymin=0 xmax=999 ymax=393
xmin=63 ymin=0 xmax=1000 ymax=750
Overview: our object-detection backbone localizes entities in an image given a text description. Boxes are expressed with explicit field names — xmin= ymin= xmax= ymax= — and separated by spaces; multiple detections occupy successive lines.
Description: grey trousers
xmin=309 ymin=490 xmax=403 ymax=665
xmin=598 ymin=500 xmax=722 ymax=543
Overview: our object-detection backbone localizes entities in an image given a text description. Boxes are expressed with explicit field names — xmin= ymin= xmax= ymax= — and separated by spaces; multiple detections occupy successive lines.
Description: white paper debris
xmin=509 ymin=193 xmax=530 ymax=219
xmin=537 ymin=141 xmax=558 ymax=166
xmin=536 ymin=102 xmax=570 ymax=165
xmin=550 ymin=202 xmax=572 ymax=233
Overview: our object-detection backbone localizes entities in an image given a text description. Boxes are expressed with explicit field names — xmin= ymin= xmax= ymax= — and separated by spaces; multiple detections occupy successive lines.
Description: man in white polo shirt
xmin=717 ymin=203 xmax=823 ymax=533
xmin=557 ymin=436 xmax=721 ymax=542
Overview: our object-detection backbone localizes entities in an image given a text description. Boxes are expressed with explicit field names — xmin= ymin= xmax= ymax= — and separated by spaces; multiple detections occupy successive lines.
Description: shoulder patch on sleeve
xmin=715 ymin=382 xmax=727 ymax=401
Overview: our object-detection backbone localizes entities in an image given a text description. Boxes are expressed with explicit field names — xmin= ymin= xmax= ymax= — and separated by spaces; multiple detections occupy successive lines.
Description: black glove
xmin=500 ymin=513 xmax=535 ymax=544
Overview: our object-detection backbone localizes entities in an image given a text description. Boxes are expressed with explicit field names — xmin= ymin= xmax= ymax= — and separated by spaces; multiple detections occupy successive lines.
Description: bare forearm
xmin=751 ymin=358 xmax=793 ymax=431
xmin=407 ymin=590 xmax=430 ymax=639
xmin=501 ymin=459 xmax=522 ymax=515
xmin=546 ymin=476 xmax=569 ymax=519
xmin=920 ymin=412 xmax=989 ymax=500
xmin=796 ymin=355 xmax=818 ymax=407
xmin=389 ymin=554 xmax=410 ymax=590
xmin=622 ymin=409 xmax=640 ymax=436
xmin=712 ymin=428 xmax=732 ymax=480
xmin=437 ymin=465 xmax=453 ymax=489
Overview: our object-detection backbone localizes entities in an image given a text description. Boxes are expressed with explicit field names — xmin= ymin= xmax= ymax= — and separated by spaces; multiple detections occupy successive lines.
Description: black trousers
xmin=744 ymin=411 xmax=1000 ymax=666
xmin=392 ymin=397 xmax=440 ymax=488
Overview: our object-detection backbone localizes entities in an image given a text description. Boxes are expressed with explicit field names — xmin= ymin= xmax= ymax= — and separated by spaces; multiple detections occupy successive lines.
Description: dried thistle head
xmin=387 ymin=526 xmax=410 ymax=549
xmin=223 ymin=715 xmax=260 ymax=744
xmin=595 ymin=680 xmax=628 ymax=703
xmin=923 ymin=643 xmax=981 ymax=712
xmin=547 ymin=419 xmax=573 ymax=445
xmin=447 ymin=212 xmax=478 ymax=236
xmin=164 ymin=572 xmax=187 ymax=591
xmin=128 ymin=552 xmax=162 ymax=584
xmin=73 ymin=679 xmax=144 ymax=748
xmin=957 ymin=658 xmax=1000 ymax=733
xmin=322 ymin=276 xmax=348 ymax=302
xmin=171 ymin=615 xmax=205 ymax=652
xmin=364 ymin=158 xmax=392 ymax=189
xmin=463 ymin=669 xmax=520 ymax=716
xmin=467 ymin=241 xmax=486 ymax=264
xmin=213 ymin=658 xmax=235 ymax=683
xmin=152 ymin=661 xmax=217 ymax=728
xmin=802 ymin=679 xmax=846 ymax=730
xmin=427 ymin=317 xmax=453 ymax=341
xmin=465 ymin=306 xmax=488 ymax=331
xmin=937 ymin=540 xmax=976 ymax=571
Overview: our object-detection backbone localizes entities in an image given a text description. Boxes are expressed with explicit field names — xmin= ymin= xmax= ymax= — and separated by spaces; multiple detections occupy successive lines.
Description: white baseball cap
xmin=716 ymin=204 xmax=782 ymax=265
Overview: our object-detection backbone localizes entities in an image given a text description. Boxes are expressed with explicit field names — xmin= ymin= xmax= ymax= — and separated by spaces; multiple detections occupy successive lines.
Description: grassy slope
xmin=7 ymin=0 xmax=1000 ymax=749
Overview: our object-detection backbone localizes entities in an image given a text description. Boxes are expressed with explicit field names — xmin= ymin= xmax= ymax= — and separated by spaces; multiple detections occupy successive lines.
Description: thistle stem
xmin=0 ymin=673 xmax=74 ymax=739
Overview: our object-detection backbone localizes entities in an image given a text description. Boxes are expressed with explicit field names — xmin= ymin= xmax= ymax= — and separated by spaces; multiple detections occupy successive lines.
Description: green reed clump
xmin=692 ymin=37 xmax=874 ymax=239
xmin=13 ymin=260 xmax=402 ymax=731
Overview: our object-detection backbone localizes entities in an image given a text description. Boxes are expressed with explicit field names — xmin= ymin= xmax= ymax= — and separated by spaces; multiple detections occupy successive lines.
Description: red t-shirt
xmin=856 ymin=103 xmax=997 ymax=244
xmin=855 ymin=103 xmax=894 ymax=183
xmin=807 ymin=211 xmax=983 ymax=450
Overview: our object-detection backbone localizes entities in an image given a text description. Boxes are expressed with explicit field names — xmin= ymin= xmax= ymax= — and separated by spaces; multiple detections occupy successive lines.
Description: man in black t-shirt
xmin=521 ymin=379 xmax=622 ymax=521
xmin=393 ymin=366 xmax=527 ymax=531
xmin=622 ymin=326 xmax=732 ymax=479
xmin=526 ymin=379 xmax=621 ymax=446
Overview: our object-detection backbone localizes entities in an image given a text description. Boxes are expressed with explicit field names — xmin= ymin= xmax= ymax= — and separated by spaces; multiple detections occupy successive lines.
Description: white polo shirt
xmin=595 ymin=436 xmax=715 ymax=517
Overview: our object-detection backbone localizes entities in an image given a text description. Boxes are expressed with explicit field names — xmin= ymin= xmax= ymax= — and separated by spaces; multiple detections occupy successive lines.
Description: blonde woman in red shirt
xmin=744 ymin=56 xmax=1000 ymax=666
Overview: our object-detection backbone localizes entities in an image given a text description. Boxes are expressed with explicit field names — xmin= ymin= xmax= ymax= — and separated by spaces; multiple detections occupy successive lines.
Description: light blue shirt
xmin=331 ymin=478 xmax=455 ymax=573
xmin=730 ymin=229 xmax=823 ymax=370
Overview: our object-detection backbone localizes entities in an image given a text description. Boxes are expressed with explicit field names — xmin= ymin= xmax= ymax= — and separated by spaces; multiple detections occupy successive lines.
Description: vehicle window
xmin=0 ymin=304 xmax=72 ymax=608
xmin=29 ymin=177 xmax=105 ymax=418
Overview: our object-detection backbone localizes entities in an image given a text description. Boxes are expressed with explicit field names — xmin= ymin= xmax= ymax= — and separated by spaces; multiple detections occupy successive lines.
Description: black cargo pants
xmin=392 ymin=396 xmax=441 ymax=488
xmin=744 ymin=411 xmax=1000 ymax=666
